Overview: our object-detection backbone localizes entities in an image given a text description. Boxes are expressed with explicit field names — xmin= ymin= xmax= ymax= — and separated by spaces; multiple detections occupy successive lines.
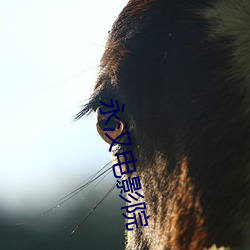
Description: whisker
xmin=75 ymin=39 xmax=106 ymax=49
xmin=54 ymin=163 xmax=113 ymax=206
xmin=16 ymin=160 xmax=113 ymax=225
xmin=32 ymin=66 xmax=99 ymax=91
xmin=56 ymin=180 xmax=119 ymax=250
xmin=84 ymin=167 xmax=114 ymax=196
xmin=59 ymin=160 xmax=113 ymax=201
xmin=76 ymin=39 xmax=125 ymax=65
xmin=78 ymin=57 xmax=100 ymax=66
xmin=61 ymin=168 xmax=113 ymax=230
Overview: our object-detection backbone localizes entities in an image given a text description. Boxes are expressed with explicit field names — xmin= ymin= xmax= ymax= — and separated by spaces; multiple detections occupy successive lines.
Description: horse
xmin=77 ymin=0 xmax=250 ymax=249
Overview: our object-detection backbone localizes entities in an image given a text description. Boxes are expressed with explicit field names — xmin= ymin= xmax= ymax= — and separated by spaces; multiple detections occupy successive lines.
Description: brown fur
xmin=78 ymin=0 xmax=250 ymax=249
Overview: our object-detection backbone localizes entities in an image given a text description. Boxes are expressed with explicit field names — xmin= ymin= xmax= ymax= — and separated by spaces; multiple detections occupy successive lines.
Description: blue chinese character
xmin=119 ymin=192 xmax=144 ymax=203
xmin=112 ymin=150 xmax=137 ymax=178
xmin=106 ymin=129 xmax=132 ymax=152
xmin=99 ymin=99 xmax=125 ymax=126
xmin=121 ymin=201 xmax=147 ymax=213
xmin=123 ymin=211 xmax=150 ymax=230
xmin=116 ymin=177 xmax=142 ymax=193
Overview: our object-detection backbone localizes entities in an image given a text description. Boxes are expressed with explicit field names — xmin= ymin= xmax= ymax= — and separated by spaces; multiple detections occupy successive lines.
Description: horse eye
xmin=96 ymin=109 xmax=124 ymax=145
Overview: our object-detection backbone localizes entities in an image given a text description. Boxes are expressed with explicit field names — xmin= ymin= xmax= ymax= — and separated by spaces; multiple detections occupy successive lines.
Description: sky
xmin=0 ymin=0 xmax=128 ymax=214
